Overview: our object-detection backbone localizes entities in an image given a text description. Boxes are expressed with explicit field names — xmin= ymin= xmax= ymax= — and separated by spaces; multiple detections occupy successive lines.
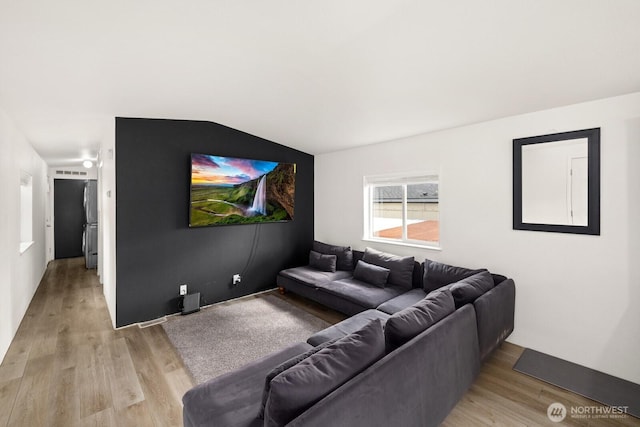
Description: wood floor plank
xmin=165 ymin=367 xmax=194 ymax=407
xmin=46 ymin=366 xmax=79 ymax=427
xmin=53 ymin=324 xmax=78 ymax=371
xmin=81 ymin=407 xmax=117 ymax=427
xmin=0 ymin=338 xmax=30 ymax=383
xmin=124 ymin=327 xmax=184 ymax=427
xmin=75 ymin=342 xmax=113 ymax=419
xmin=140 ymin=324 xmax=184 ymax=374
xmin=7 ymin=354 xmax=54 ymax=427
xmin=0 ymin=378 xmax=21 ymax=427
xmin=27 ymin=303 xmax=60 ymax=360
xmin=104 ymin=337 xmax=144 ymax=410
xmin=115 ymin=401 xmax=156 ymax=427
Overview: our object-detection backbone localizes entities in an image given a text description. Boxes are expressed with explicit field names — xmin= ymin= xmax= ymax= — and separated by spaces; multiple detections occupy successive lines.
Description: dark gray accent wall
xmin=115 ymin=117 xmax=314 ymax=327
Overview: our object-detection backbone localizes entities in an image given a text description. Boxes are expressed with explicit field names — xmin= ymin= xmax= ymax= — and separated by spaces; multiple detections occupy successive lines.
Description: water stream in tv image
xmin=248 ymin=175 xmax=267 ymax=216
xmin=189 ymin=154 xmax=295 ymax=227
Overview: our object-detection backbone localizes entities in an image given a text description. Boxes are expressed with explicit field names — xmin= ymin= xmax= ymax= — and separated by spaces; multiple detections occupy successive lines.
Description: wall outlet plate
xmin=233 ymin=274 xmax=242 ymax=285
xmin=179 ymin=284 xmax=187 ymax=296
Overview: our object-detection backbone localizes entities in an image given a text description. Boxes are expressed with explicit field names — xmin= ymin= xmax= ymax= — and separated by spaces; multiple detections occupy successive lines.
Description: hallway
xmin=0 ymin=258 xmax=193 ymax=426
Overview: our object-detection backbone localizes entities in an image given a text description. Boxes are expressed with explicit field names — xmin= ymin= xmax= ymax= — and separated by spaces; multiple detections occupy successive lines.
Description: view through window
xmin=365 ymin=175 xmax=439 ymax=247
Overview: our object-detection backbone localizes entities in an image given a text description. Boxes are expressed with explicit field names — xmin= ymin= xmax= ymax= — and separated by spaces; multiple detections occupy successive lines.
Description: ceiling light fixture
xmin=83 ymin=160 xmax=93 ymax=168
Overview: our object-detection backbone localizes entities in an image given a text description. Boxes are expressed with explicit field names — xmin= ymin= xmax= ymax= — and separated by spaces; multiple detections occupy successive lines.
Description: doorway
xmin=568 ymin=156 xmax=588 ymax=226
xmin=54 ymin=179 xmax=85 ymax=259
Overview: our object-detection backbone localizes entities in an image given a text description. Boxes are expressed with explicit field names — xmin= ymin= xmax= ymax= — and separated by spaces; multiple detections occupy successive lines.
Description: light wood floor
xmin=1 ymin=258 xmax=638 ymax=426
xmin=0 ymin=258 xmax=192 ymax=427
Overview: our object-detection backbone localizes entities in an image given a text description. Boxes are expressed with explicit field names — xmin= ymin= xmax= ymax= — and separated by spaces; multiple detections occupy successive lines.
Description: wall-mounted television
xmin=190 ymin=154 xmax=296 ymax=227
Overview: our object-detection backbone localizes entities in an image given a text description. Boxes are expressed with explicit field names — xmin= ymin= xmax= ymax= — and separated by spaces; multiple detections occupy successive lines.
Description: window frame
xmin=20 ymin=171 xmax=34 ymax=254
xmin=363 ymin=172 xmax=440 ymax=250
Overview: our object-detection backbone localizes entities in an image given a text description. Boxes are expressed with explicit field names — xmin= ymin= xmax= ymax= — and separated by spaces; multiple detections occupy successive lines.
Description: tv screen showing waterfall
xmin=189 ymin=153 xmax=296 ymax=227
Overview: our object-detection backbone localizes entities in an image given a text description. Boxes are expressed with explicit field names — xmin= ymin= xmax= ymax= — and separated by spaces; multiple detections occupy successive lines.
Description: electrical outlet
xmin=233 ymin=274 xmax=242 ymax=285
xmin=179 ymin=284 xmax=187 ymax=296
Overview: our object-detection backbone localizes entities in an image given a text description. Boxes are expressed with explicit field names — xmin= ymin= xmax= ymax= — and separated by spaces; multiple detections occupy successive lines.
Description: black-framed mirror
xmin=513 ymin=128 xmax=600 ymax=235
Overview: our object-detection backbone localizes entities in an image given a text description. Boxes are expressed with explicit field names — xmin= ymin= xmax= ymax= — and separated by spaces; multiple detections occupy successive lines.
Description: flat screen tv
xmin=189 ymin=153 xmax=296 ymax=227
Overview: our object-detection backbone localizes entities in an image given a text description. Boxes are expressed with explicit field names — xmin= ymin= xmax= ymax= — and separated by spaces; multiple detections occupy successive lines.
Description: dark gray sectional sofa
xmin=182 ymin=242 xmax=515 ymax=427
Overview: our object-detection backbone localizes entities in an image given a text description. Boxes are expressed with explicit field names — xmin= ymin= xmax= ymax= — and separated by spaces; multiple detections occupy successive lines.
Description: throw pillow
xmin=384 ymin=289 xmax=455 ymax=352
xmin=308 ymin=250 xmax=337 ymax=273
xmin=422 ymin=259 xmax=487 ymax=292
xmin=353 ymin=260 xmax=390 ymax=287
xmin=362 ymin=247 xmax=414 ymax=289
xmin=312 ymin=241 xmax=354 ymax=271
xmin=449 ymin=270 xmax=494 ymax=308
xmin=263 ymin=319 xmax=386 ymax=427
xmin=258 ymin=338 xmax=338 ymax=419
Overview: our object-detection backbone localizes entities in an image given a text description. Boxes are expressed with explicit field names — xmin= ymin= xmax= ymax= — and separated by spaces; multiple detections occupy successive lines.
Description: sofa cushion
xmin=313 ymin=241 xmax=353 ymax=271
xmin=307 ymin=309 xmax=390 ymax=346
xmin=259 ymin=338 xmax=338 ymax=418
xmin=353 ymin=260 xmax=390 ymax=287
xmin=264 ymin=319 xmax=386 ymax=427
xmin=362 ymin=247 xmax=415 ymax=289
xmin=376 ymin=288 xmax=428 ymax=314
xmin=448 ymin=270 xmax=494 ymax=308
xmin=384 ymin=289 xmax=455 ymax=352
xmin=423 ymin=259 xmax=487 ymax=292
xmin=315 ymin=278 xmax=406 ymax=311
xmin=308 ymin=250 xmax=337 ymax=273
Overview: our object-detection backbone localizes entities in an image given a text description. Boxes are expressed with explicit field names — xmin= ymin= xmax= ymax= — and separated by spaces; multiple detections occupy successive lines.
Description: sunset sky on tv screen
xmin=191 ymin=154 xmax=278 ymax=186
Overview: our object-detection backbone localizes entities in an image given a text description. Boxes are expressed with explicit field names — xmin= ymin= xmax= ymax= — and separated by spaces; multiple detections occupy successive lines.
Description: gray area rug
xmin=514 ymin=348 xmax=640 ymax=418
xmin=163 ymin=293 xmax=330 ymax=384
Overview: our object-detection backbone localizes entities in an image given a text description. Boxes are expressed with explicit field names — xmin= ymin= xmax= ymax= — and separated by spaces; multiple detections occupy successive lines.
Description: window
xmin=364 ymin=174 xmax=439 ymax=248
xmin=20 ymin=171 xmax=34 ymax=253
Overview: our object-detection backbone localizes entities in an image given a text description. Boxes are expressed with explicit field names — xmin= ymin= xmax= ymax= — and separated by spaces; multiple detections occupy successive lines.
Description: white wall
xmin=98 ymin=120 xmax=117 ymax=328
xmin=0 ymin=108 xmax=48 ymax=363
xmin=315 ymin=92 xmax=640 ymax=384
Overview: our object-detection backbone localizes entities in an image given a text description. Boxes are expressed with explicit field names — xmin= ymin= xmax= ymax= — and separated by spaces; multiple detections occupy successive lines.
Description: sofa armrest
xmin=474 ymin=278 xmax=515 ymax=362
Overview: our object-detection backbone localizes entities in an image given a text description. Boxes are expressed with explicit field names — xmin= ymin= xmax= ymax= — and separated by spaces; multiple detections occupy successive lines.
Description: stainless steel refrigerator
xmin=83 ymin=180 xmax=98 ymax=269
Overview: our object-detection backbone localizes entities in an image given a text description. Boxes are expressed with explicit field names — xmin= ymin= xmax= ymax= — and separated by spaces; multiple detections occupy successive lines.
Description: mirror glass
xmin=521 ymin=138 xmax=588 ymax=226
xmin=513 ymin=128 xmax=600 ymax=235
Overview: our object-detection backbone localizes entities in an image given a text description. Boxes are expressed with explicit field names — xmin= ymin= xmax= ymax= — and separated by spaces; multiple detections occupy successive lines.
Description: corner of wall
xmin=99 ymin=118 xmax=117 ymax=329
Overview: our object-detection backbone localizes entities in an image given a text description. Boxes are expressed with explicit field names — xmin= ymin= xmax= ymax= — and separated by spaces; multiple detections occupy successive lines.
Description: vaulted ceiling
xmin=1 ymin=0 xmax=639 ymax=166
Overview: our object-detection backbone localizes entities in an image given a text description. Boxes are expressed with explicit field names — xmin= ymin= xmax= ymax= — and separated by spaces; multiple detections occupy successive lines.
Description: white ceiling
xmin=1 ymin=0 xmax=640 ymax=166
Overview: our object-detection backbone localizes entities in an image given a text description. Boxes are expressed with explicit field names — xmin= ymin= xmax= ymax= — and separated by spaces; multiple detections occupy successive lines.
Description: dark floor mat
xmin=513 ymin=348 xmax=639 ymax=419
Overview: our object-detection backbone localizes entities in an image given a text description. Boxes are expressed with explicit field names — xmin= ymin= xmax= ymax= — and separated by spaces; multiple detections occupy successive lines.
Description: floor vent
xmin=138 ymin=317 xmax=167 ymax=328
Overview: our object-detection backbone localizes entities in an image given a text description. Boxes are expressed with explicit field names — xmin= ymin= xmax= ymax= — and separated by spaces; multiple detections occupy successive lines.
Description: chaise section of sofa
xmin=287 ymin=305 xmax=481 ymax=427
xmin=182 ymin=342 xmax=314 ymax=427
